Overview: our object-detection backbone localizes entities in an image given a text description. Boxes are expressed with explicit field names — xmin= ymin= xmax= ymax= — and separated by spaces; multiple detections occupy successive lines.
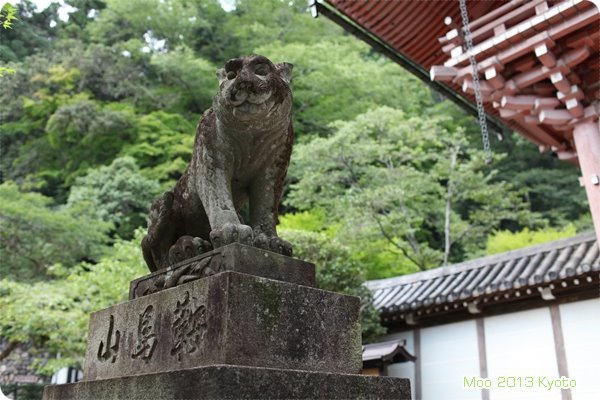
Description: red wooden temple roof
xmin=312 ymin=0 xmax=599 ymax=163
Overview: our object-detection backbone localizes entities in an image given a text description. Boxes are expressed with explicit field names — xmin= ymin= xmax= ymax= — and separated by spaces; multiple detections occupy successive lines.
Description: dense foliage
xmin=287 ymin=107 xmax=546 ymax=276
xmin=279 ymin=227 xmax=387 ymax=342
xmin=0 ymin=181 xmax=110 ymax=281
xmin=0 ymin=231 xmax=147 ymax=375
xmin=485 ymin=224 xmax=577 ymax=255
xmin=66 ymin=157 xmax=160 ymax=239
xmin=0 ymin=0 xmax=589 ymax=374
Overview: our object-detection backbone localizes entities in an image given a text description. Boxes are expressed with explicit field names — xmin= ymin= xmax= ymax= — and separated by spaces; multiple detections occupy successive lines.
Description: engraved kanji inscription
xmin=131 ymin=305 xmax=157 ymax=362
xmin=170 ymin=291 xmax=207 ymax=361
xmin=97 ymin=314 xmax=120 ymax=363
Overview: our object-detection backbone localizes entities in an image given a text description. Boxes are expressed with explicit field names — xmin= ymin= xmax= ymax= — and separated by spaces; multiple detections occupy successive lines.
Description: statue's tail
xmin=142 ymin=191 xmax=175 ymax=272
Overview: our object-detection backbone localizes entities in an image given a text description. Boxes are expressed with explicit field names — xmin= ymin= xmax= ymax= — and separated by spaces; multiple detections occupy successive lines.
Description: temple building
xmin=364 ymin=232 xmax=599 ymax=400
xmin=307 ymin=1 xmax=600 ymax=399
xmin=311 ymin=0 xmax=600 ymax=243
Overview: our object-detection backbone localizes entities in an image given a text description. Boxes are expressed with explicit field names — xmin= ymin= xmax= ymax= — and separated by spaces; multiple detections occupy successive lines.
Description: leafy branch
xmin=1 ymin=2 xmax=16 ymax=30
xmin=0 ymin=3 xmax=17 ymax=76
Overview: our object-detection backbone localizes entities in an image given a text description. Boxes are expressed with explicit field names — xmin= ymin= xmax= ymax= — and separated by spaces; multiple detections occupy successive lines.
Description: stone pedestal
xmin=44 ymin=365 xmax=411 ymax=400
xmin=129 ymin=243 xmax=316 ymax=299
xmin=43 ymin=244 xmax=411 ymax=399
xmin=85 ymin=271 xmax=361 ymax=380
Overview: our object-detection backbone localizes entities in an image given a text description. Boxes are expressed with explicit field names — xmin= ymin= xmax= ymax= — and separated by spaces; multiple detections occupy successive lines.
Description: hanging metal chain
xmin=459 ymin=0 xmax=492 ymax=164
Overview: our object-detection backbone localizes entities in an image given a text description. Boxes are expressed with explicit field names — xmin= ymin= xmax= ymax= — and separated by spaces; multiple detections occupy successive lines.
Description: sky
xmin=19 ymin=0 xmax=75 ymax=21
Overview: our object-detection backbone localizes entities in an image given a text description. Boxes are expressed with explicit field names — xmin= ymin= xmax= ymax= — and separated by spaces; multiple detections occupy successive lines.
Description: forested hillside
xmin=0 ymin=0 xmax=590 ymax=373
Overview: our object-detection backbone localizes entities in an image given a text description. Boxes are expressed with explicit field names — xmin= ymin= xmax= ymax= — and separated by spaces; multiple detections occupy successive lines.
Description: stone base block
xmin=129 ymin=243 xmax=316 ymax=299
xmin=84 ymin=272 xmax=361 ymax=381
xmin=44 ymin=365 xmax=412 ymax=400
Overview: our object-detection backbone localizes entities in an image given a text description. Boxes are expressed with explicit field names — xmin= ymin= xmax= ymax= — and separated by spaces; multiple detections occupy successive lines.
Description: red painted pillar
xmin=573 ymin=120 xmax=600 ymax=245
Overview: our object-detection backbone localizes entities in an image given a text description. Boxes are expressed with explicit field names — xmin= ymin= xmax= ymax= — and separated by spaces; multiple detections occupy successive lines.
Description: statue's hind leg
xmin=142 ymin=191 xmax=177 ymax=271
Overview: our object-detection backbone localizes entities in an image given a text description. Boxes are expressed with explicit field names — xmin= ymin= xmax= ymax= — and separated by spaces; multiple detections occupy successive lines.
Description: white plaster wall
xmin=560 ymin=298 xmax=600 ymax=400
xmin=485 ymin=307 xmax=560 ymax=400
xmin=381 ymin=331 xmax=416 ymax=400
xmin=419 ymin=320 xmax=480 ymax=400
xmin=51 ymin=367 xmax=68 ymax=384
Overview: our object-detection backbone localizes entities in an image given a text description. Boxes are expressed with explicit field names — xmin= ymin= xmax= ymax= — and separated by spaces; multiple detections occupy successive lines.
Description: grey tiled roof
xmin=362 ymin=339 xmax=416 ymax=367
xmin=366 ymin=232 xmax=599 ymax=315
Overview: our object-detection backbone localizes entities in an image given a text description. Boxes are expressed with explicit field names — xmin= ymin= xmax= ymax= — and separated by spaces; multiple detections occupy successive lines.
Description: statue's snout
xmin=234 ymin=80 xmax=252 ymax=91
xmin=229 ymin=70 xmax=261 ymax=105
xmin=229 ymin=81 xmax=250 ymax=105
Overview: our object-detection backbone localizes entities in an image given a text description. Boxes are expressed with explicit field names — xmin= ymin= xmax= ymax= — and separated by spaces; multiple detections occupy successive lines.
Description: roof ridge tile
xmin=365 ymin=231 xmax=597 ymax=290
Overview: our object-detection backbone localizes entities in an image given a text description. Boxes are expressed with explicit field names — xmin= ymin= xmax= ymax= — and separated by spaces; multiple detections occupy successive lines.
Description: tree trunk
xmin=0 ymin=341 xmax=20 ymax=362
xmin=443 ymin=146 xmax=459 ymax=266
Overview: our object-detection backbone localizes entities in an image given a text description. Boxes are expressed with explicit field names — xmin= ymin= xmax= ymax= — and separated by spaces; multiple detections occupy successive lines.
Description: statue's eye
xmin=227 ymin=71 xmax=236 ymax=80
xmin=255 ymin=65 xmax=269 ymax=76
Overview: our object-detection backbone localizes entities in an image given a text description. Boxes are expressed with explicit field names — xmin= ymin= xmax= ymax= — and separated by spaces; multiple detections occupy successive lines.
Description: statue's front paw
xmin=210 ymin=223 xmax=254 ymax=248
xmin=168 ymin=236 xmax=213 ymax=265
xmin=254 ymin=234 xmax=293 ymax=256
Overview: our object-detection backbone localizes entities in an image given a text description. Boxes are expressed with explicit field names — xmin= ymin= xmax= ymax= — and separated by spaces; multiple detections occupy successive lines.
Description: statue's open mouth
xmin=231 ymin=93 xmax=275 ymax=119
xmin=230 ymin=87 xmax=271 ymax=105
xmin=235 ymin=101 xmax=266 ymax=113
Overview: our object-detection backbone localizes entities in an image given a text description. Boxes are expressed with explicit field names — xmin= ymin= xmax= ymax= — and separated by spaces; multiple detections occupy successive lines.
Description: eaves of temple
xmin=310 ymin=0 xmax=600 ymax=242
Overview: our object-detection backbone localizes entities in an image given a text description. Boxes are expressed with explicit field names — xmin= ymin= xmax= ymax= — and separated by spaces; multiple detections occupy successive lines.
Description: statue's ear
xmin=216 ymin=68 xmax=227 ymax=84
xmin=276 ymin=62 xmax=293 ymax=84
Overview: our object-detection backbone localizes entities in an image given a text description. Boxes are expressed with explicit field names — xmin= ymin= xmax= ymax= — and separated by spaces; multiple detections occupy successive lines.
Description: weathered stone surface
xmin=129 ymin=243 xmax=316 ymax=299
xmin=85 ymin=272 xmax=361 ymax=381
xmin=44 ymin=365 xmax=412 ymax=400
xmin=142 ymin=55 xmax=295 ymax=272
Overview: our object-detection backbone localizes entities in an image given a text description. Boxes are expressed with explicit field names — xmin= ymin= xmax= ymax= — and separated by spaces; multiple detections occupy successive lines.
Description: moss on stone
xmin=253 ymin=279 xmax=281 ymax=336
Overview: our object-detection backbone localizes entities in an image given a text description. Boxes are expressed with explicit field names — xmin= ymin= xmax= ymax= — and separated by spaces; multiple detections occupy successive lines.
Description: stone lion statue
xmin=142 ymin=55 xmax=294 ymax=272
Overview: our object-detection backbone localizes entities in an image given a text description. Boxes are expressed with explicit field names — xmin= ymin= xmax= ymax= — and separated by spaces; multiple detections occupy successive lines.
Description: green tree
xmin=58 ymin=0 xmax=106 ymax=41
xmin=0 ymin=56 xmax=130 ymax=198
xmin=150 ymin=46 xmax=217 ymax=114
xmin=0 ymin=181 xmax=110 ymax=281
xmin=39 ymin=100 xmax=134 ymax=190
xmin=120 ymin=110 xmax=196 ymax=185
xmin=485 ymin=225 xmax=578 ymax=255
xmin=0 ymin=0 xmax=59 ymax=62
xmin=223 ymin=0 xmax=343 ymax=57
xmin=0 ymin=53 xmax=58 ymax=186
xmin=66 ymin=157 xmax=160 ymax=239
xmin=187 ymin=0 xmax=236 ymax=62
xmin=491 ymin=133 xmax=589 ymax=227
xmin=0 ymin=3 xmax=17 ymax=30
xmin=278 ymin=209 xmax=333 ymax=234
xmin=0 ymin=2 xmax=18 ymax=76
xmin=87 ymin=0 xmax=201 ymax=48
xmin=256 ymin=39 xmax=432 ymax=138
xmin=427 ymin=100 xmax=586 ymax=229
xmin=279 ymin=228 xmax=386 ymax=342
xmin=72 ymin=42 xmax=151 ymax=102
xmin=288 ymin=107 xmax=542 ymax=277
xmin=0 ymin=231 xmax=147 ymax=374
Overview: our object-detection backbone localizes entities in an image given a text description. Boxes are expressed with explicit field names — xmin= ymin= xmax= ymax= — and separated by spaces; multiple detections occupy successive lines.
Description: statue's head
xmin=215 ymin=55 xmax=293 ymax=123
